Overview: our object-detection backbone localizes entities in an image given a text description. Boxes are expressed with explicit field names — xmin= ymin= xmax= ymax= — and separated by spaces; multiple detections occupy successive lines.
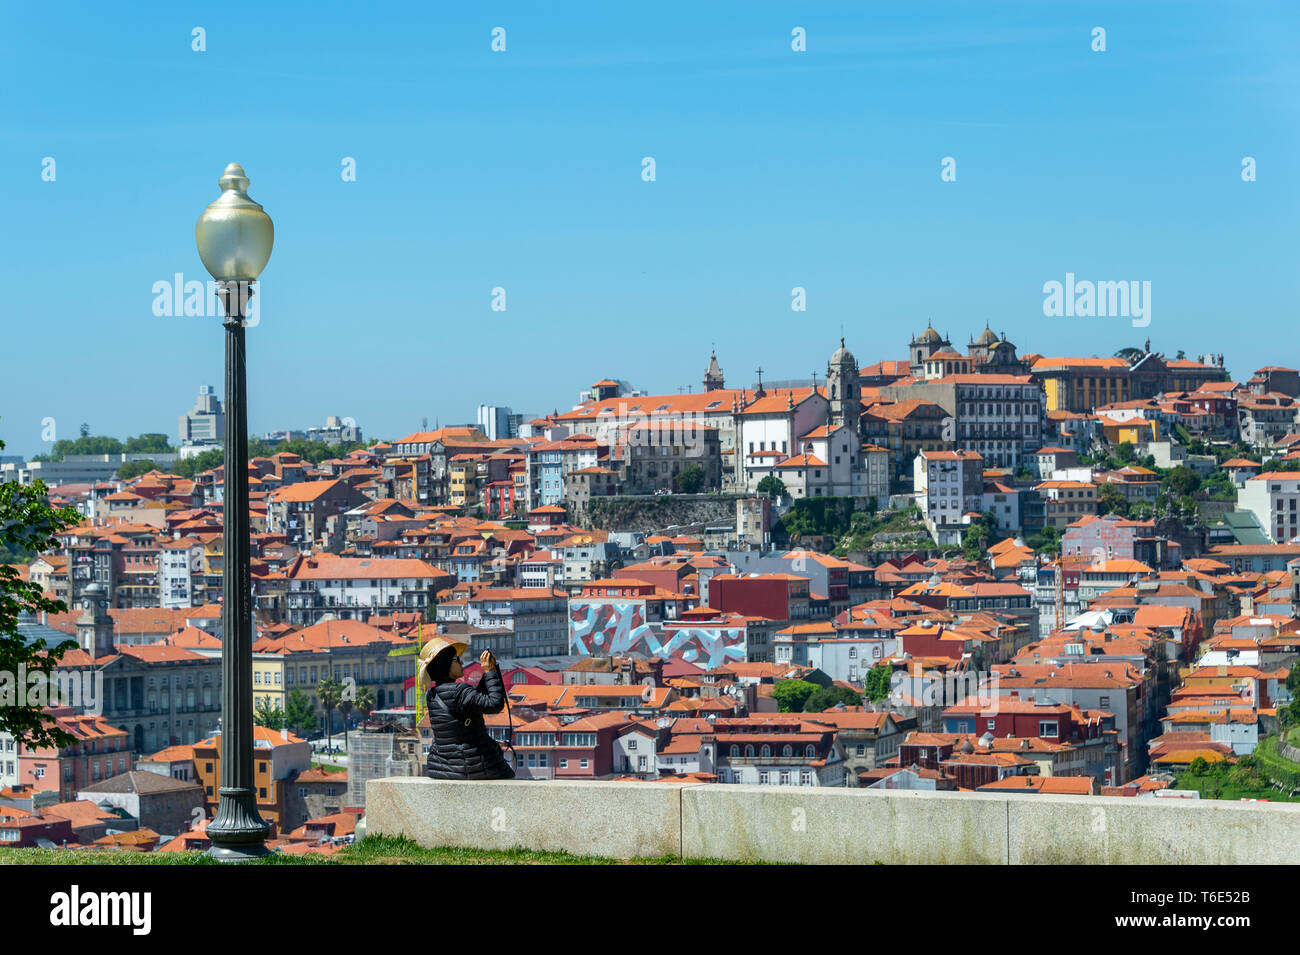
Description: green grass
xmin=0 ymin=835 xmax=745 ymax=865
xmin=309 ymin=762 xmax=347 ymax=773
xmin=1173 ymin=777 xmax=1300 ymax=802
xmin=1172 ymin=738 xmax=1300 ymax=802
xmin=833 ymin=509 xmax=931 ymax=555
xmin=1253 ymin=736 xmax=1300 ymax=791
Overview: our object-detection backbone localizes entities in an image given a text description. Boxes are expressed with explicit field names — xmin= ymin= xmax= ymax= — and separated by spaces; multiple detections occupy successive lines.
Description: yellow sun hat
xmin=417 ymin=636 xmax=469 ymax=691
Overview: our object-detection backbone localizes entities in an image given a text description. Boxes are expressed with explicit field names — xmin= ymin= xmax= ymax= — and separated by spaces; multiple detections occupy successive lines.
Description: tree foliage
xmin=0 ymin=436 xmax=84 ymax=748
xmin=863 ymin=665 xmax=893 ymax=702
xmin=285 ymin=688 xmax=316 ymax=737
xmin=1027 ymin=523 xmax=1061 ymax=555
xmin=676 ymin=463 xmax=705 ymax=494
xmin=253 ymin=699 xmax=286 ymax=730
xmin=124 ymin=433 xmax=173 ymax=454
xmin=172 ymin=438 xmax=370 ymax=479
xmin=115 ymin=460 xmax=160 ymax=481
xmin=804 ymin=685 xmax=863 ymax=712
xmin=1097 ymin=482 xmax=1129 ymax=518
xmin=249 ymin=437 xmax=369 ymax=465
xmin=961 ymin=511 xmax=997 ymax=562
xmin=1165 ymin=466 xmax=1201 ymax=497
xmin=173 ymin=448 xmax=224 ymax=479
xmin=772 ymin=679 xmax=819 ymax=713
xmin=780 ymin=497 xmax=858 ymax=541
xmin=1200 ymin=470 xmax=1237 ymax=501
xmin=756 ymin=475 xmax=786 ymax=498
xmin=38 ymin=432 xmax=173 ymax=461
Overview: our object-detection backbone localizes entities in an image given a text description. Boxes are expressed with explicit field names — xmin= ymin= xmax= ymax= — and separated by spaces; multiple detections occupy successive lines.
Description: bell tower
xmin=76 ymin=581 xmax=115 ymax=656
xmin=703 ymin=348 xmax=725 ymax=391
xmin=826 ymin=338 xmax=860 ymax=430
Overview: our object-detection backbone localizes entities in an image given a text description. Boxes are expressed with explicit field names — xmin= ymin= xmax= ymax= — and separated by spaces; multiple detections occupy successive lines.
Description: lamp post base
xmin=205 ymin=786 xmax=272 ymax=862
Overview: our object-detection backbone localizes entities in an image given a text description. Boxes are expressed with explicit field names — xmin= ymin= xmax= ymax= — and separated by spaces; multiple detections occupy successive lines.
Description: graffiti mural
xmin=658 ymin=625 xmax=746 ymax=668
xmin=569 ymin=600 xmax=745 ymax=667
xmin=569 ymin=600 xmax=650 ymax=656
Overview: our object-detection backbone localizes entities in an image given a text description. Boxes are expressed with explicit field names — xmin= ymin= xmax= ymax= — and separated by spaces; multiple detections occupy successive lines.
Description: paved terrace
xmin=368 ymin=777 xmax=1300 ymax=864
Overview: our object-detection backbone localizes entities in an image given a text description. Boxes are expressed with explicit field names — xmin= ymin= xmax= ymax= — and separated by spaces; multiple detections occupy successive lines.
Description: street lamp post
xmin=196 ymin=163 xmax=274 ymax=861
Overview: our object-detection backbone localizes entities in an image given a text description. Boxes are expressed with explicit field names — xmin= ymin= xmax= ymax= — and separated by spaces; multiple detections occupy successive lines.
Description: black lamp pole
xmin=207 ymin=281 xmax=271 ymax=861
xmin=195 ymin=162 xmax=275 ymax=862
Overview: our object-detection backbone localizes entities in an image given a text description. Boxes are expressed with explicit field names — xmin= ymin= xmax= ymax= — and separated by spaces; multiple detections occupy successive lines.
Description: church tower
xmin=909 ymin=323 xmax=951 ymax=376
xmin=703 ymin=349 xmax=725 ymax=391
xmin=826 ymin=338 xmax=860 ymax=430
xmin=76 ymin=581 xmax=115 ymax=656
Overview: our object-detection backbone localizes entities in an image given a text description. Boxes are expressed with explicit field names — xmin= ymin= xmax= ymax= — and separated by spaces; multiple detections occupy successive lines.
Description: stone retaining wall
xmin=367 ymin=778 xmax=1300 ymax=864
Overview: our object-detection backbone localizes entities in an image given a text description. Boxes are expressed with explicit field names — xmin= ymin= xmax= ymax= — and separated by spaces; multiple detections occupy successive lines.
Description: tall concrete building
xmin=179 ymin=385 xmax=224 ymax=446
xmin=477 ymin=404 xmax=517 ymax=440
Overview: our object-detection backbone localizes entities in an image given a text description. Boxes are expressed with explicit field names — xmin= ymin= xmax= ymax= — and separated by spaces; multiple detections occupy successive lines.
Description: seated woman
xmin=419 ymin=637 xmax=515 ymax=780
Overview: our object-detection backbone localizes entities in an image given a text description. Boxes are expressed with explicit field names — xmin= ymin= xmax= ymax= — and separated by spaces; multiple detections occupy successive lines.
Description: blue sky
xmin=2 ymin=1 xmax=1297 ymax=457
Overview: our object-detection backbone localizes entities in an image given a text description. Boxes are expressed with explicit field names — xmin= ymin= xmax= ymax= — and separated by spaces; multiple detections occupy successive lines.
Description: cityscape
xmin=0 ymin=0 xmax=1295 ymax=919
xmin=6 ymin=329 xmax=1300 ymax=843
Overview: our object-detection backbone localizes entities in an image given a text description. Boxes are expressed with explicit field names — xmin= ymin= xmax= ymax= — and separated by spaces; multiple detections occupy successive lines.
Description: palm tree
xmin=339 ymin=695 xmax=353 ymax=755
xmin=355 ymin=686 xmax=375 ymax=723
xmin=339 ymin=686 xmax=372 ymax=755
xmin=318 ymin=677 xmax=344 ymax=754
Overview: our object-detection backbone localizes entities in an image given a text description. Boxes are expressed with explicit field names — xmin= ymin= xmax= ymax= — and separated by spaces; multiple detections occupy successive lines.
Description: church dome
xmin=974 ymin=324 xmax=999 ymax=347
xmin=915 ymin=325 xmax=943 ymax=344
xmin=829 ymin=337 xmax=855 ymax=367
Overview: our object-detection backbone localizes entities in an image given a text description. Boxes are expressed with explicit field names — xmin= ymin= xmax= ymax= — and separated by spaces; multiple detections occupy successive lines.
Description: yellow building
xmin=252 ymin=651 xmax=285 ymax=715
xmin=193 ymin=725 xmax=311 ymax=833
xmin=1032 ymin=357 xmax=1131 ymax=413
xmin=201 ymin=534 xmax=223 ymax=604
xmin=448 ymin=454 xmax=485 ymax=508
xmin=1097 ymin=416 xmax=1159 ymax=445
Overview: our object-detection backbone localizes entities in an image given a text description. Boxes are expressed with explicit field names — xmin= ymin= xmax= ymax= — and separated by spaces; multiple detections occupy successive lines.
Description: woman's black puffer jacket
xmin=424 ymin=667 xmax=516 ymax=780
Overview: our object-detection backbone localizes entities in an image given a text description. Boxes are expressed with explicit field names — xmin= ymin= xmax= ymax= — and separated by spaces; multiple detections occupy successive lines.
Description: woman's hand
xmin=480 ymin=650 xmax=497 ymax=672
